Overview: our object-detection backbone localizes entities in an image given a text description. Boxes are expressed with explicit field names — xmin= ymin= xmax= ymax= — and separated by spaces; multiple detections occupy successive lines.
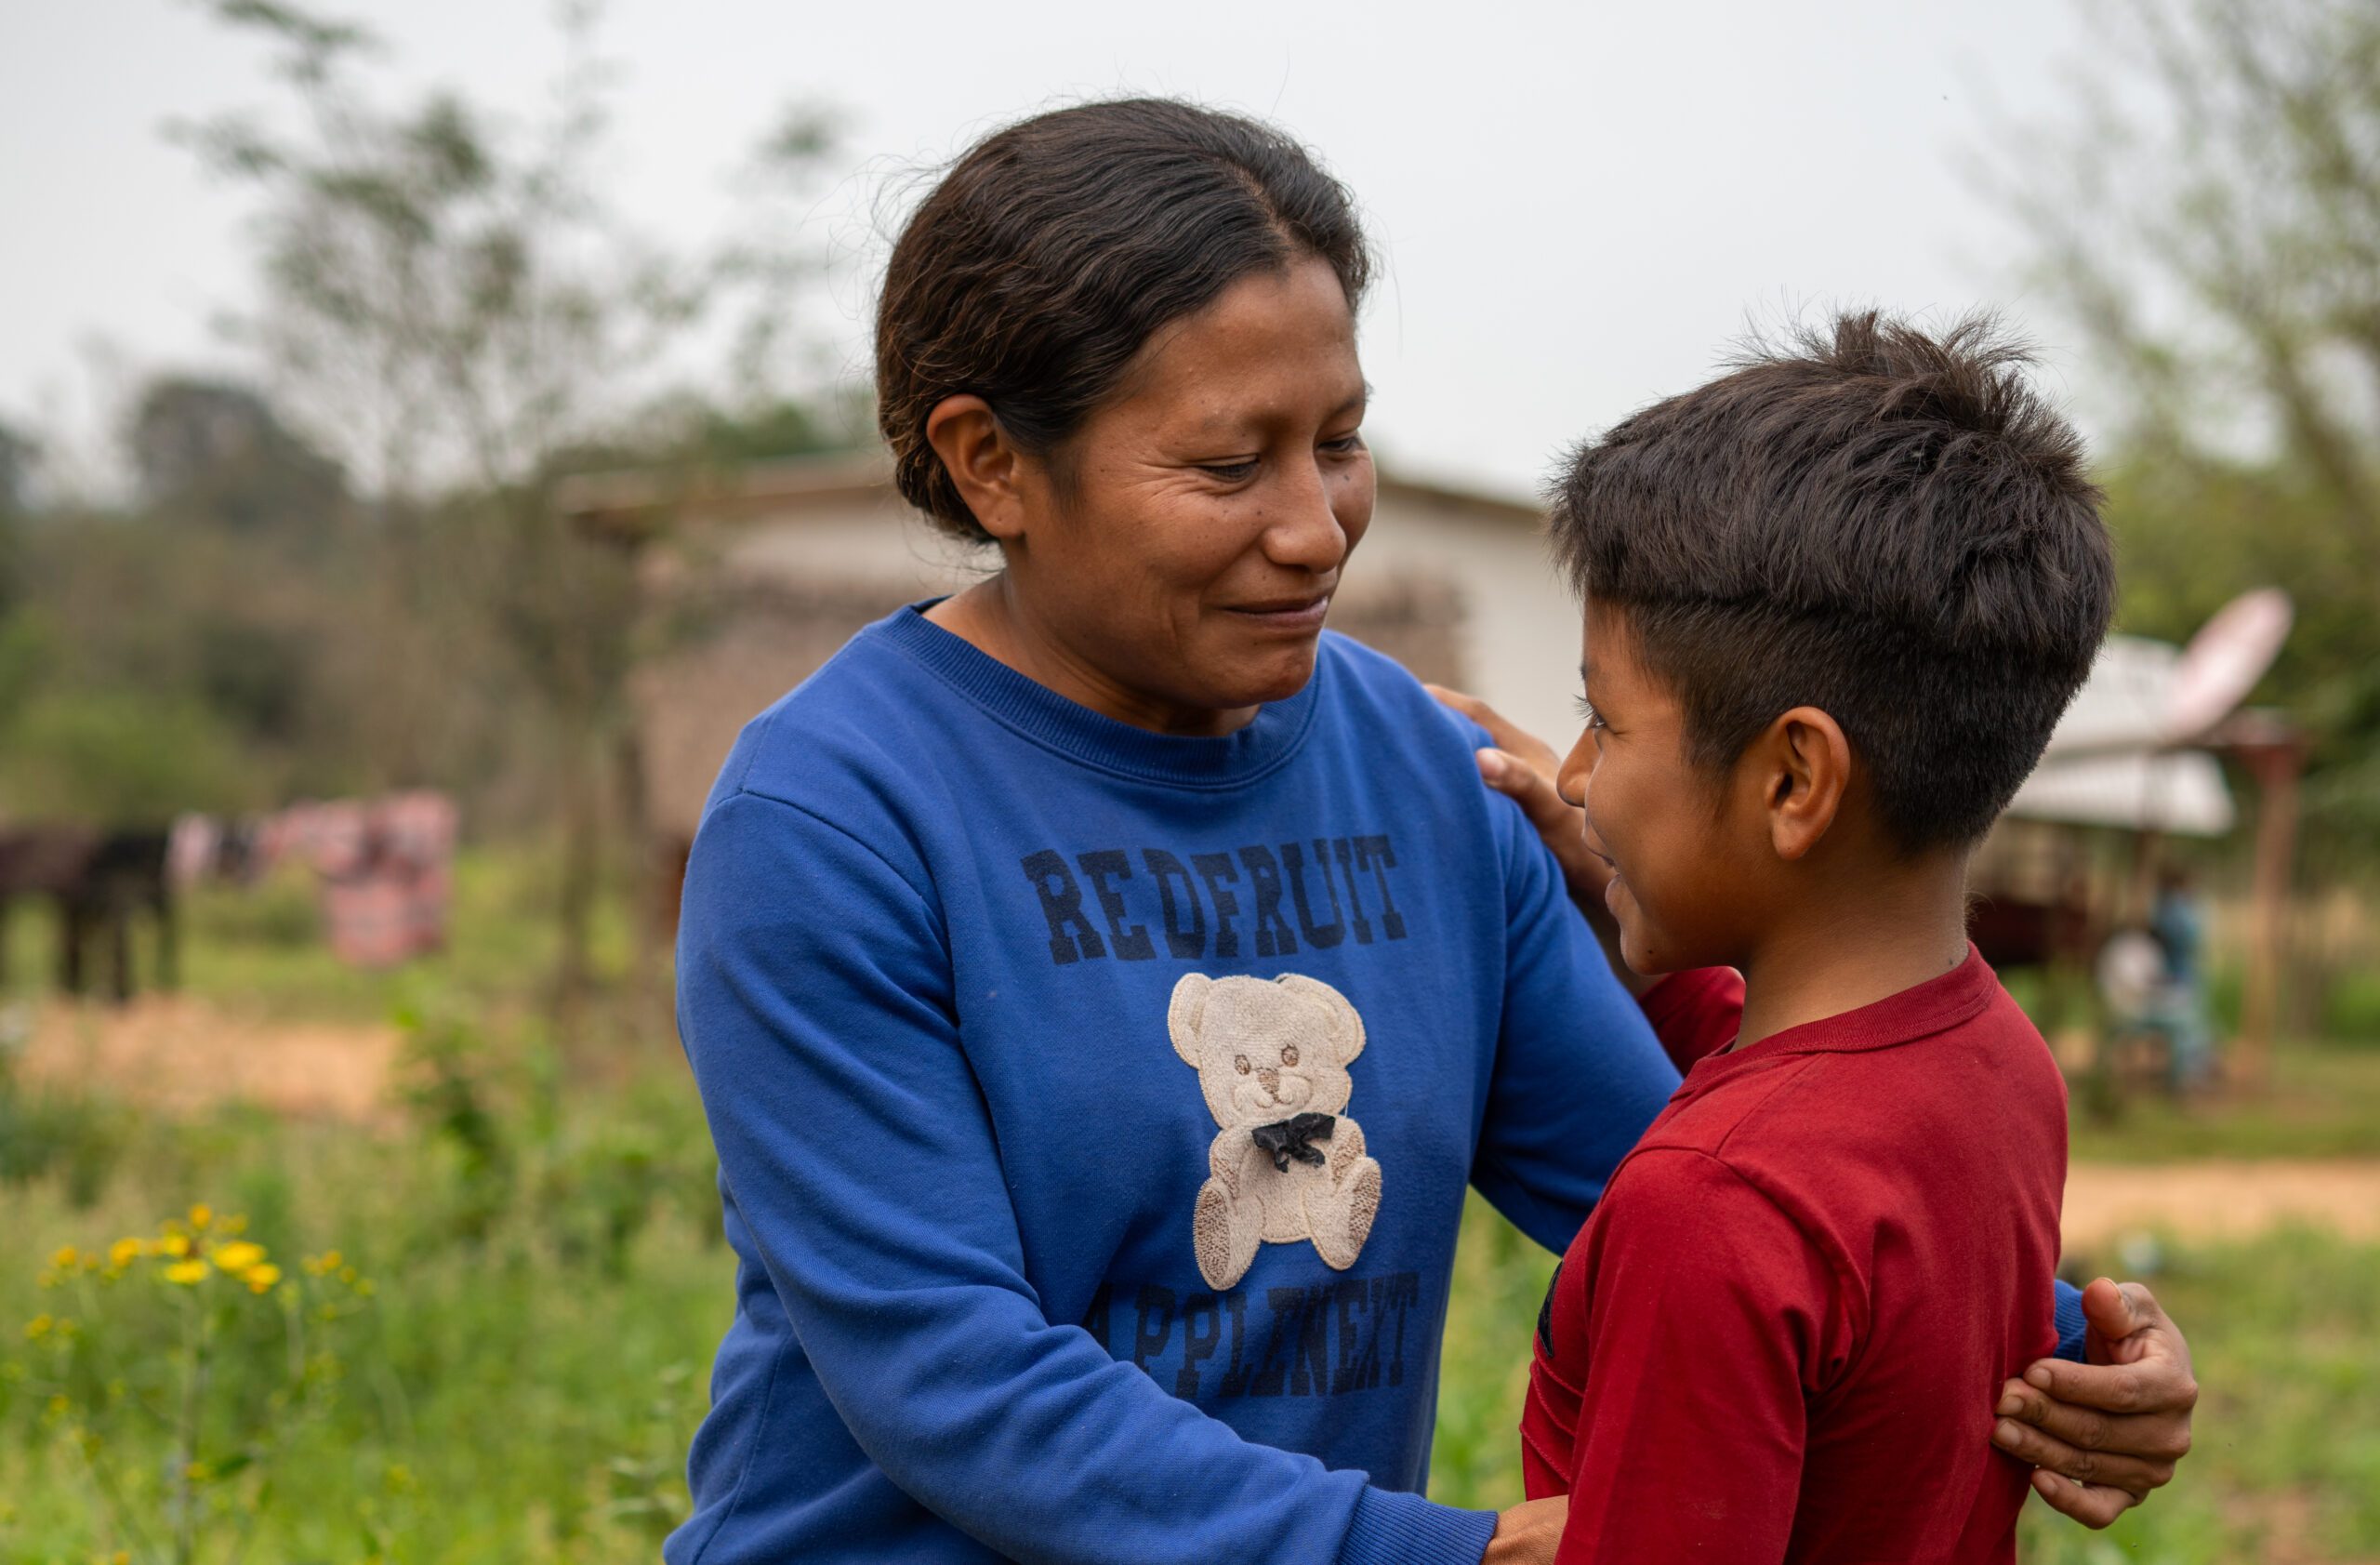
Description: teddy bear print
xmin=1169 ymin=972 xmax=1385 ymax=1292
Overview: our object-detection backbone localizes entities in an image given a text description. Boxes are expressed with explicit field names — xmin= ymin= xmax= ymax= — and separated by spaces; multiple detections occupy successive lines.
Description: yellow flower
xmin=109 ymin=1238 xmax=144 ymax=1268
xmin=44 ymin=1394 xmax=67 ymax=1417
xmin=189 ymin=1204 xmax=213 ymax=1231
xmin=159 ymin=1234 xmax=192 ymax=1259
xmin=50 ymin=1246 xmax=77 ymax=1269
xmin=164 ymin=1259 xmax=210 ymax=1285
xmin=24 ymin=1314 xmax=52 ymax=1340
xmin=211 ymin=1240 xmax=267 ymax=1273
xmin=222 ymin=1214 xmax=247 ymax=1235
xmin=244 ymin=1263 xmax=282 ymax=1293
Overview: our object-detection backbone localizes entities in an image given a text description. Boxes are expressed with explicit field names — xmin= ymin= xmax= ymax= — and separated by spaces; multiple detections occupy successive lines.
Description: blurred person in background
xmin=2150 ymin=865 xmax=2215 ymax=1092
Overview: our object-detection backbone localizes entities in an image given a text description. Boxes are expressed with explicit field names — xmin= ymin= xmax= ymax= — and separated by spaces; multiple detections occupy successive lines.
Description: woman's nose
xmin=1262 ymin=461 xmax=1349 ymax=574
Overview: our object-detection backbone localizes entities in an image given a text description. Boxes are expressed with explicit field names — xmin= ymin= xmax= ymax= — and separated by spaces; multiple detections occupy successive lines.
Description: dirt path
xmin=10 ymin=1000 xmax=2380 ymax=1245
xmin=2064 ymin=1159 xmax=2380 ymax=1246
xmin=11 ymin=995 xmax=402 ymax=1122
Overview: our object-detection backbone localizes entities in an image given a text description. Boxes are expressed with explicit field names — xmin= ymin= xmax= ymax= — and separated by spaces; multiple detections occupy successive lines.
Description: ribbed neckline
xmin=872 ymin=602 xmax=1323 ymax=791
xmin=1682 ymin=943 xmax=1999 ymax=1089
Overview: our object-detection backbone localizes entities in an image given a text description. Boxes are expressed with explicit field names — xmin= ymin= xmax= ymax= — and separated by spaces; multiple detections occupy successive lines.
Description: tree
xmin=129 ymin=374 xmax=348 ymax=541
xmin=1985 ymin=0 xmax=2380 ymax=851
xmin=176 ymin=0 xmax=840 ymax=1034
xmin=0 ymin=417 xmax=38 ymax=618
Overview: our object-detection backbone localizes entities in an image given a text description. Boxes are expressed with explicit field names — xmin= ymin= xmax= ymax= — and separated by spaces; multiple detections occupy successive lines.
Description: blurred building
xmin=562 ymin=452 xmax=1583 ymax=923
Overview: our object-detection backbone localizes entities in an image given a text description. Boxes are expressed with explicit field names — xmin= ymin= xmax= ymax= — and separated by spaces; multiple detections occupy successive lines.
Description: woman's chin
xmin=1200 ymin=643 xmax=1322 ymax=710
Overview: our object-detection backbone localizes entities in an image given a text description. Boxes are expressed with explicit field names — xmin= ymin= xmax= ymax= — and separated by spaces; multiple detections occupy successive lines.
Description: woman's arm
xmin=1465 ymin=754 xmax=1684 ymax=1253
xmin=678 ymin=787 xmax=1500 ymax=1565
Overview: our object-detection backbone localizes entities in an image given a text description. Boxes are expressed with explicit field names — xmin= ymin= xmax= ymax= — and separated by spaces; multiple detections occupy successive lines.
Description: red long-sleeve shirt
xmin=1521 ymin=948 xmax=2066 ymax=1564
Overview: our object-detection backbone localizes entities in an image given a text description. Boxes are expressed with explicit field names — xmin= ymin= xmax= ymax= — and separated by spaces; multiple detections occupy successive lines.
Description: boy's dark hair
xmin=877 ymin=99 xmax=1371 ymax=542
xmin=1548 ymin=311 xmax=2113 ymax=852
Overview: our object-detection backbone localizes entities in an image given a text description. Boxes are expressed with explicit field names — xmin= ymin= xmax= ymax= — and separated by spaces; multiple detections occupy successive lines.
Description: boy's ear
xmin=1752 ymin=706 xmax=1853 ymax=862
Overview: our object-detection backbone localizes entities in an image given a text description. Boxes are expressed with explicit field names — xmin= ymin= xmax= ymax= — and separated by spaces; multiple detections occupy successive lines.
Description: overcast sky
xmin=1 ymin=0 xmax=2098 ymax=497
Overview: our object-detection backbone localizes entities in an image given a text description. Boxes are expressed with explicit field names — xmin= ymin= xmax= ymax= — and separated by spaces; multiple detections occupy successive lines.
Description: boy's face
xmin=1556 ymin=602 xmax=1763 ymax=976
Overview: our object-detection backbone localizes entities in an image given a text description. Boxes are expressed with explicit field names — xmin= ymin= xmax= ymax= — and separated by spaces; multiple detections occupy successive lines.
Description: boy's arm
xmin=1468 ymin=773 xmax=1683 ymax=1254
xmin=1554 ymin=1148 xmax=1839 ymax=1565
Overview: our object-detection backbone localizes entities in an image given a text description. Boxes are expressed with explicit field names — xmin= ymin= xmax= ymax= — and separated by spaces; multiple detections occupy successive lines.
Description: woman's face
xmin=999 ymin=254 xmax=1373 ymax=733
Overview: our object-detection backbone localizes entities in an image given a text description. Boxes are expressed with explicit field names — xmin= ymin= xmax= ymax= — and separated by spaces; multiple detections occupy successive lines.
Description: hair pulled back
xmin=875 ymin=99 xmax=1371 ymax=541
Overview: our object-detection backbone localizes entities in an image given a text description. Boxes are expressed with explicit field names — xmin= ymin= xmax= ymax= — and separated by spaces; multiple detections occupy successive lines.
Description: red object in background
xmin=282 ymin=792 xmax=456 ymax=968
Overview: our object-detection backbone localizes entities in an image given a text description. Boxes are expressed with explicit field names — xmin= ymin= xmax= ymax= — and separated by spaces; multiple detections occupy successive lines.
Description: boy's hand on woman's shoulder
xmin=1990 ymin=1279 xmax=2199 ymax=1527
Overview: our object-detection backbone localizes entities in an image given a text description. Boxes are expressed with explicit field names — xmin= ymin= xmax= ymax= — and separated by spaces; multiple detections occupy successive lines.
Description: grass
xmin=2 ymin=1089 xmax=2375 ymax=1560
xmin=2 ymin=856 xmax=2376 ymax=1559
xmin=2069 ymin=1043 xmax=2380 ymax=1162
xmin=2 ymin=845 xmax=646 ymax=1028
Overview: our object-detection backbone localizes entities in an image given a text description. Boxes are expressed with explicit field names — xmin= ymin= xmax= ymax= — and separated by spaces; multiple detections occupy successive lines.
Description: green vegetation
xmin=7 ymin=1096 xmax=2376 ymax=1560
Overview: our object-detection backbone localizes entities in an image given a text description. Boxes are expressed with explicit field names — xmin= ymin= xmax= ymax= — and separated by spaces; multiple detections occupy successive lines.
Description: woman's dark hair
xmin=876 ymin=99 xmax=1371 ymax=541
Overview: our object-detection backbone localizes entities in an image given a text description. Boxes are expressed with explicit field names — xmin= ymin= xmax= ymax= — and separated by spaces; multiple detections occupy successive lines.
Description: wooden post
xmin=2224 ymin=712 xmax=2307 ymax=1094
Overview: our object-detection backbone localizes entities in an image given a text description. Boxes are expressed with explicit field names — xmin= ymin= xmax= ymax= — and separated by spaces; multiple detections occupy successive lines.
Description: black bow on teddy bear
xmin=1250 ymin=1111 xmax=1337 ymax=1173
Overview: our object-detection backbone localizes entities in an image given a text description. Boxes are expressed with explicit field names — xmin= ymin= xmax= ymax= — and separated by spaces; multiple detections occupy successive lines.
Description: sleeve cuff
xmin=1336 ymin=1485 xmax=1501 ymax=1565
xmin=2053 ymin=1277 xmax=2089 ymax=1362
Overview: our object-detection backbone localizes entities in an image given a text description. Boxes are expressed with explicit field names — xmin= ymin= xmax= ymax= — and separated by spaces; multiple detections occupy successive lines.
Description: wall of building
xmin=701 ymin=475 xmax=1586 ymax=758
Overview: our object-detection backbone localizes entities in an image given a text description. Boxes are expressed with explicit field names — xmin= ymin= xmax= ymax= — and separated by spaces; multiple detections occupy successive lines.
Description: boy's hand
xmin=1425 ymin=685 xmax=1651 ymax=992
xmin=1486 ymin=1496 xmax=1568 ymax=1564
xmin=1990 ymin=1278 xmax=2198 ymax=1527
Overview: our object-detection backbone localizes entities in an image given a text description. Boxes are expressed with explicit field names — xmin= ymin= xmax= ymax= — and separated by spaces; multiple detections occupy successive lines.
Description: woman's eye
xmin=1280 ymin=1044 xmax=1300 ymax=1067
xmin=1234 ymin=1054 xmax=1250 ymax=1075
xmin=1320 ymin=431 xmax=1365 ymax=456
xmin=1199 ymin=459 xmax=1260 ymax=483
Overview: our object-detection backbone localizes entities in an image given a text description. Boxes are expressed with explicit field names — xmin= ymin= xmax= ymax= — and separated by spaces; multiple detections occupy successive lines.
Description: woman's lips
xmin=1224 ymin=595 xmax=1331 ymax=632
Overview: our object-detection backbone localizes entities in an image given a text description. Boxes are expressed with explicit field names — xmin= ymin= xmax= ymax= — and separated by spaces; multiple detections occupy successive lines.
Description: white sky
xmin=0 ymin=0 xmax=2096 ymax=497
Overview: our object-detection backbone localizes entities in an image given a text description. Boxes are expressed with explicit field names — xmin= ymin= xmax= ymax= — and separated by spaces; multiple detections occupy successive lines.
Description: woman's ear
xmin=1756 ymin=705 xmax=1853 ymax=862
xmin=923 ymin=394 xmax=1031 ymax=543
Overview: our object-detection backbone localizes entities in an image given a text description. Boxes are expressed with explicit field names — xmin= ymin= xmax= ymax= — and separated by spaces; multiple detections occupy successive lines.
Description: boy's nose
xmin=1257 ymin=1068 xmax=1281 ymax=1094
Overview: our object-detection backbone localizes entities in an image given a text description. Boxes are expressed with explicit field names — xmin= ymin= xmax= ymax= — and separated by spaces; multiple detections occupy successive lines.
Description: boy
xmin=1517 ymin=312 xmax=2112 ymax=1562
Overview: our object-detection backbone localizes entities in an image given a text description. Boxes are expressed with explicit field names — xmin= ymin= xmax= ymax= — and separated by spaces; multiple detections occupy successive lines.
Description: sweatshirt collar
xmin=1682 ymin=943 xmax=2000 ymax=1089
xmin=873 ymin=602 xmax=1322 ymax=790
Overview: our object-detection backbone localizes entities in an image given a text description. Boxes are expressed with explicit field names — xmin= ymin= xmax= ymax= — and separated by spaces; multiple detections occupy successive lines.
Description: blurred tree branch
xmin=171 ymin=0 xmax=844 ymax=1035
xmin=1979 ymin=0 xmax=2380 ymax=850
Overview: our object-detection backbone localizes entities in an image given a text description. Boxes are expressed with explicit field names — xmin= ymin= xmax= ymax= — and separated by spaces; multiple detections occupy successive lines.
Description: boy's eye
xmin=1573 ymin=695 xmax=1606 ymax=730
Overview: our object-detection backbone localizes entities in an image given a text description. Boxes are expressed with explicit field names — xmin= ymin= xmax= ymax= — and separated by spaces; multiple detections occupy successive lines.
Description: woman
xmin=668 ymin=99 xmax=2194 ymax=1565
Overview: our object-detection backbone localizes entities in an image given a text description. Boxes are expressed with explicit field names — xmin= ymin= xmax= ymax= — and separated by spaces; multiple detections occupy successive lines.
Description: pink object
xmin=2164 ymin=588 xmax=2293 ymax=744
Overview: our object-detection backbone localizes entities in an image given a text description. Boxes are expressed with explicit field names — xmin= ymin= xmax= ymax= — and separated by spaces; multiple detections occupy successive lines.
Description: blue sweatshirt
xmin=668 ymin=605 xmax=2090 ymax=1564
xmin=667 ymin=606 xmax=1683 ymax=1565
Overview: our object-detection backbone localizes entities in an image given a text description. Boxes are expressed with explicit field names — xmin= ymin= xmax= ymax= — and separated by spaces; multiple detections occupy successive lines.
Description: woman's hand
xmin=1427 ymin=684 xmax=1648 ymax=993
xmin=1486 ymin=1496 xmax=1568 ymax=1565
xmin=1991 ymin=1278 xmax=2199 ymax=1526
